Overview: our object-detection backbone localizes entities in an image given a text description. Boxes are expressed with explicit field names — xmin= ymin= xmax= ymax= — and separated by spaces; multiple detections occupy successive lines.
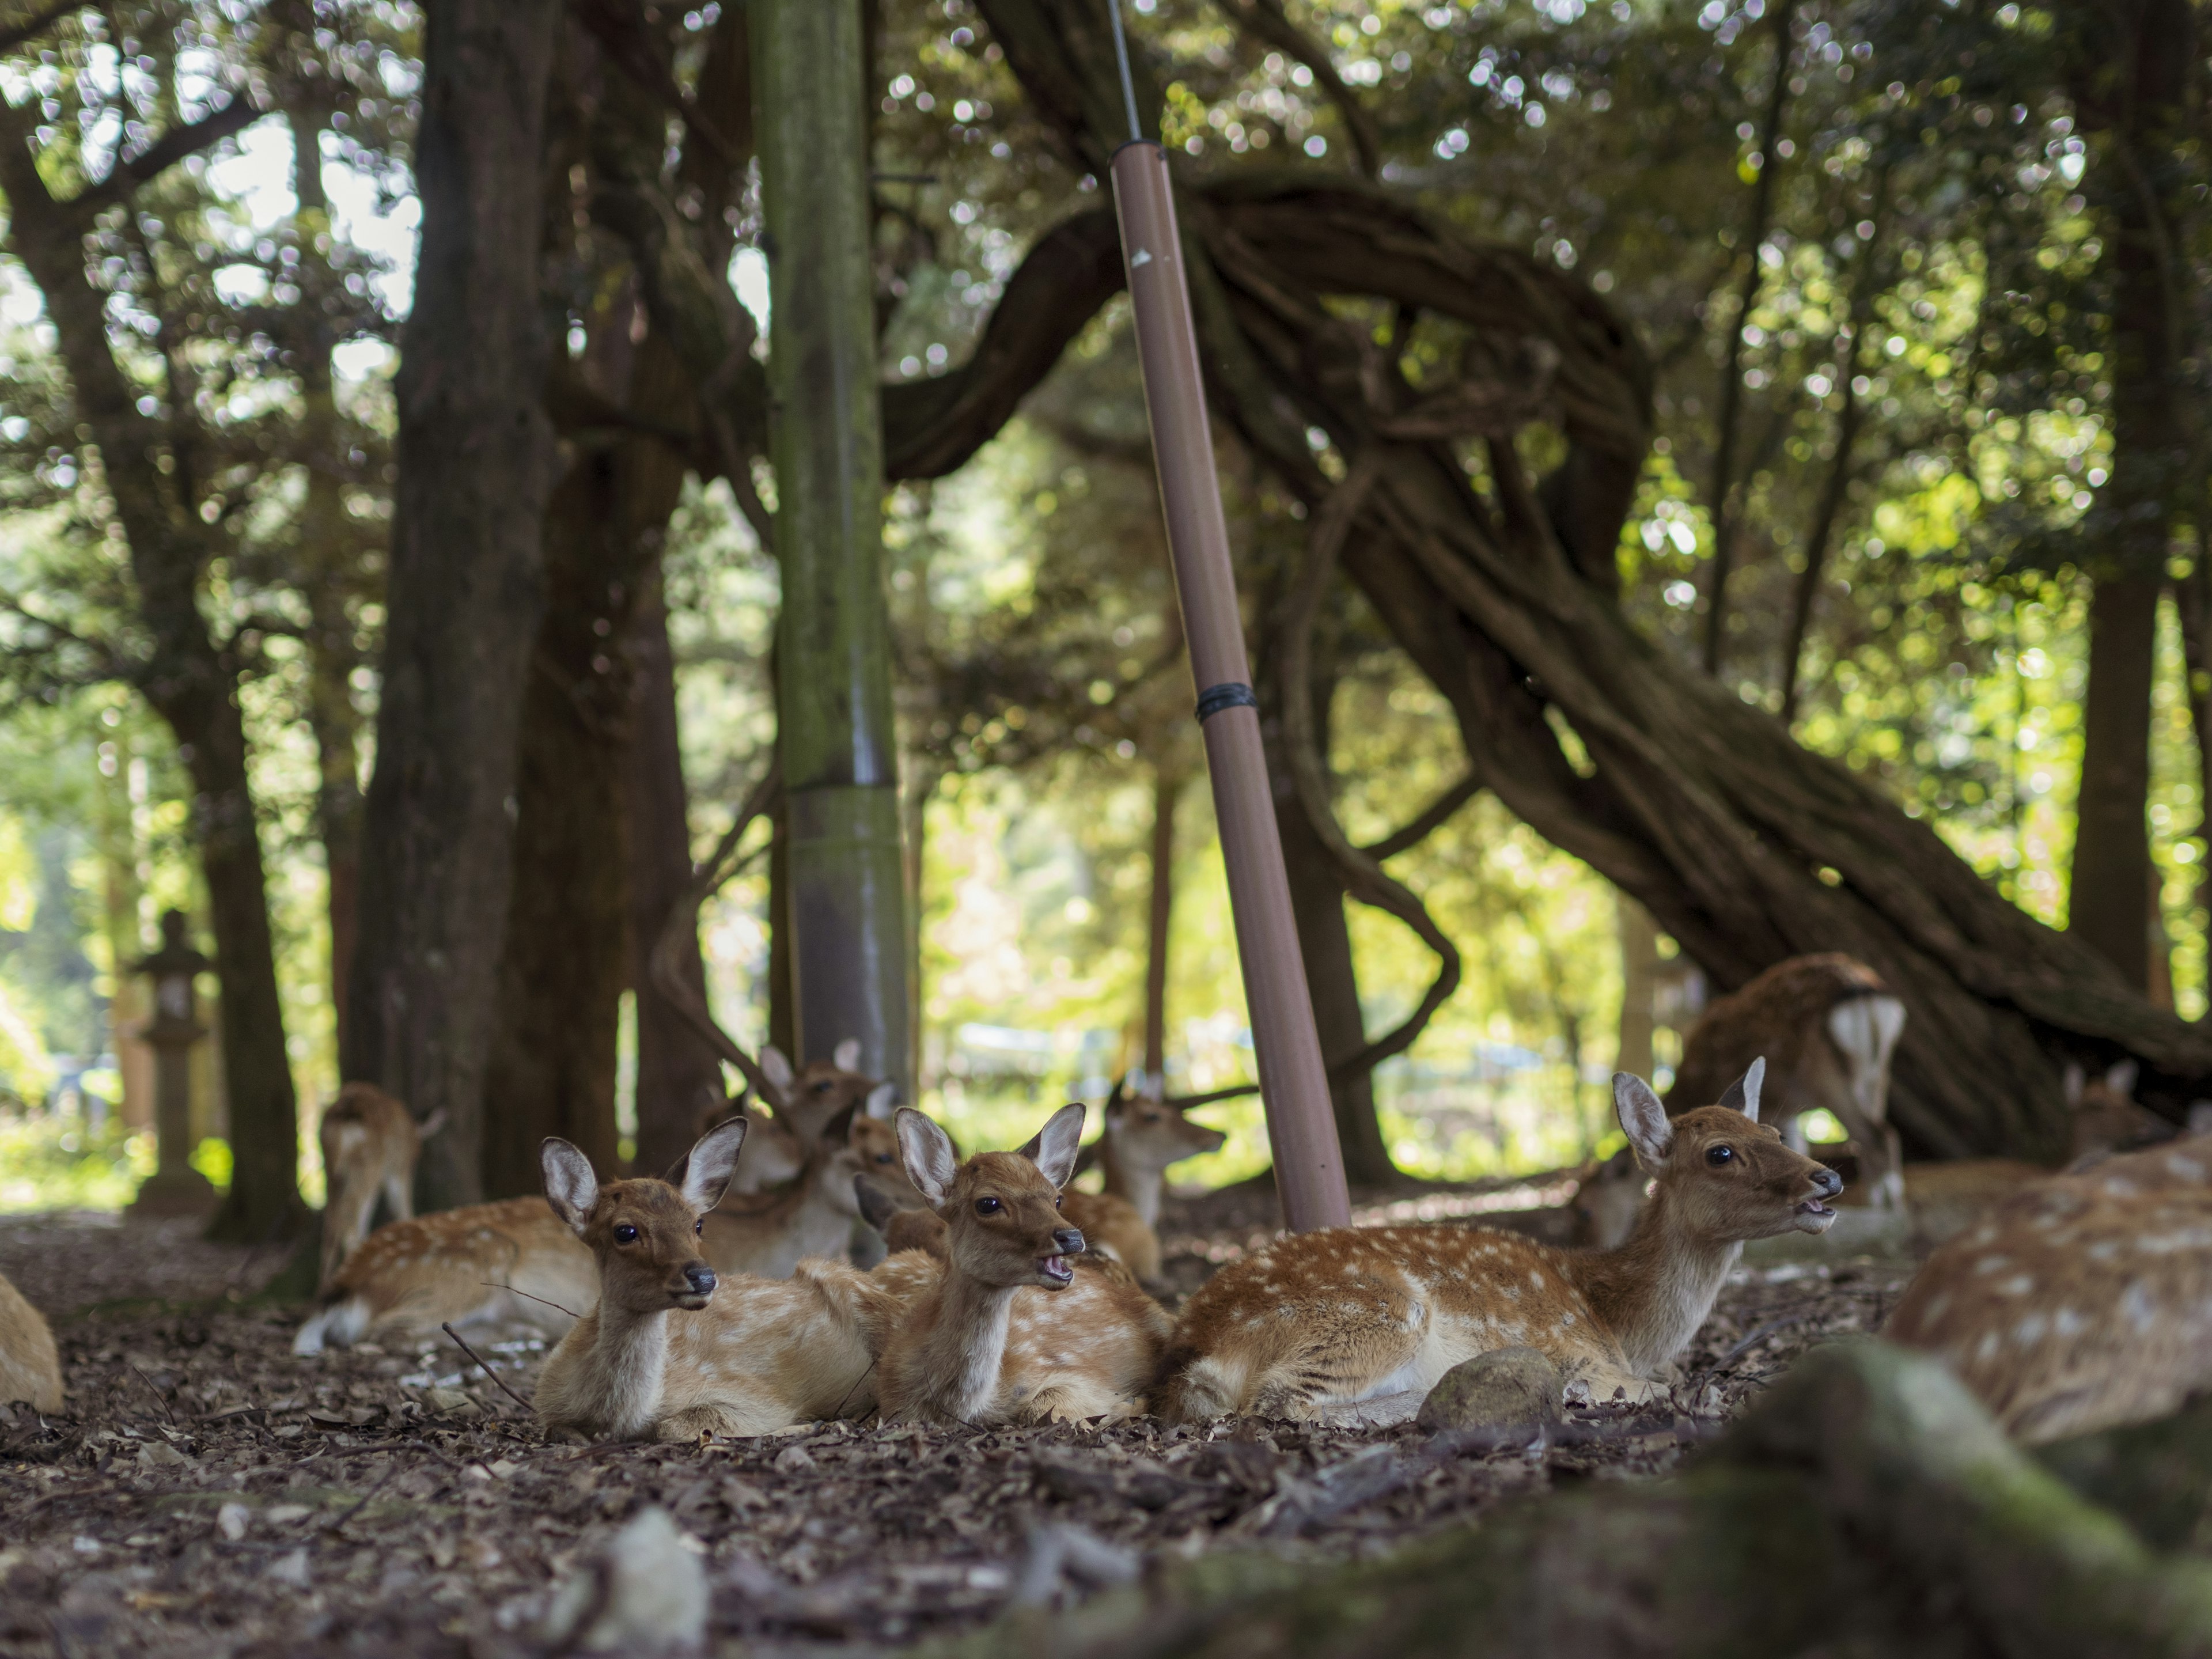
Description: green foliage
xmin=0 ymin=1110 xmax=154 ymax=1212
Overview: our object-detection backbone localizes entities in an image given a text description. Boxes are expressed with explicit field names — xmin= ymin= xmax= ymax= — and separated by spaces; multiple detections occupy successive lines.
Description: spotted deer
xmin=1157 ymin=1059 xmax=1843 ymax=1423
xmin=534 ymin=1120 xmax=939 ymax=1441
xmin=1885 ymin=1131 xmax=2212 ymax=1444
xmin=316 ymin=1082 xmax=445 ymax=1293
xmin=1667 ymin=953 xmax=1906 ymax=1209
xmin=0 ymin=1267 xmax=60 ymax=1413
xmin=1060 ymin=1092 xmax=1225 ymax=1282
xmin=875 ymin=1105 xmax=1173 ymax=1426
xmin=727 ymin=1040 xmax=889 ymax=1195
xmin=293 ymin=1102 xmax=899 ymax=1355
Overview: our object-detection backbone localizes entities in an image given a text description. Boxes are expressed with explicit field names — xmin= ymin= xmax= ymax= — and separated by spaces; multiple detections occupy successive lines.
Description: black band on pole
xmin=1195 ymin=681 xmax=1258 ymax=722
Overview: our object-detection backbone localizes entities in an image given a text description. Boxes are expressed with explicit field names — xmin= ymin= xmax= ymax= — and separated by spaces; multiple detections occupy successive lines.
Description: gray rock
xmin=542 ymin=1506 xmax=708 ymax=1654
xmin=1416 ymin=1347 xmax=1563 ymax=1442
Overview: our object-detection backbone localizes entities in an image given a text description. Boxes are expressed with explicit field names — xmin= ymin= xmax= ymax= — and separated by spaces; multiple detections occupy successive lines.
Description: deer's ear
xmin=760 ymin=1046 xmax=794 ymax=1092
xmin=821 ymin=1100 xmax=862 ymax=1147
xmin=1717 ymin=1056 xmax=1765 ymax=1122
xmin=1021 ymin=1103 xmax=1088 ymax=1188
xmin=853 ymin=1176 xmax=904 ymax=1234
xmin=865 ymin=1081 xmax=897 ymax=1120
xmin=1613 ymin=1074 xmax=1673 ymax=1167
xmin=833 ymin=1037 xmax=863 ymax=1073
xmin=416 ymin=1109 xmax=448 ymax=1140
xmin=2063 ymin=1061 xmax=2086 ymax=1107
xmin=896 ymin=1108 xmax=960 ymax=1207
xmin=2106 ymin=1058 xmax=2141 ymax=1099
xmin=668 ymin=1116 xmax=748 ymax=1213
xmin=541 ymin=1139 xmax=600 ymax=1235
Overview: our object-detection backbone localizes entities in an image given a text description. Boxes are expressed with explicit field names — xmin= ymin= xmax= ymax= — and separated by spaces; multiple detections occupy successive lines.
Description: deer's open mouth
xmin=673 ymin=1291 xmax=713 ymax=1310
xmin=1036 ymin=1253 xmax=1075 ymax=1288
xmin=1793 ymin=1196 xmax=1838 ymax=1232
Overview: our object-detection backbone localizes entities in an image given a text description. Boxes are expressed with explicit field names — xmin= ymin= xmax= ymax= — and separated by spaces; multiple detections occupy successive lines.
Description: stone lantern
xmin=127 ymin=910 xmax=218 ymax=1221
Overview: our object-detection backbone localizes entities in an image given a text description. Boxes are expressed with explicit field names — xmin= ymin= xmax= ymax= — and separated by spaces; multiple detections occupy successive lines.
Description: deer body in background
xmin=1668 ymin=953 xmax=1907 ymax=1209
xmin=534 ymin=1120 xmax=938 ymax=1441
xmin=317 ymin=1082 xmax=444 ymax=1293
xmin=702 ymin=1090 xmax=901 ymax=1278
xmin=1157 ymin=1061 xmax=1843 ymax=1423
xmin=1885 ymin=1132 xmax=2212 ymax=1444
xmin=0 ymin=1267 xmax=61 ymax=1413
xmin=876 ymin=1105 xmax=1172 ymax=1426
xmin=1060 ymin=1093 xmax=1225 ymax=1282
xmin=728 ymin=1041 xmax=886 ymax=1195
xmin=1570 ymin=1147 xmax=1647 ymax=1249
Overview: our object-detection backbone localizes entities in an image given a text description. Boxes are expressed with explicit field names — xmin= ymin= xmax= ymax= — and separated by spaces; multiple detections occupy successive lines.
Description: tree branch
xmin=67 ymin=97 xmax=262 ymax=216
xmin=1213 ymin=0 xmax=1381 ymax=177
xmin=1359 ymin=772 xmax=1480 ymax=862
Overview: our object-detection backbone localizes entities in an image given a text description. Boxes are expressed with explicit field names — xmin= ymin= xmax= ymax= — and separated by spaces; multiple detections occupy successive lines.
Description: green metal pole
xmin=753 ymin=0 xmax=910 ymax=1093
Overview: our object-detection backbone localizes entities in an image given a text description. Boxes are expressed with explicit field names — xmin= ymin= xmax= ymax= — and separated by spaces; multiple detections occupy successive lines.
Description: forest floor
xmin=0 ymin=1184 xmax=1913 ymax=1659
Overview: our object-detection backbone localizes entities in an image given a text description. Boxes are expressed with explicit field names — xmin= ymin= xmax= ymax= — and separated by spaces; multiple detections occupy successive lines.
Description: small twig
xmin=323 ymin=1456 xmax=407 ymax=1534
xmin=440 ymin=1322 xmax=533 ymax=1413
xmin=124 ymin=1363 xmax=178 ymax=1426
xmin=831 ymin=1361 xmax=877 ymax=1421
xmin=1708 ymin=1317 xmax=1798 ymax=1376
xmin=477 ymin=1282 xmax=582 ymax=1321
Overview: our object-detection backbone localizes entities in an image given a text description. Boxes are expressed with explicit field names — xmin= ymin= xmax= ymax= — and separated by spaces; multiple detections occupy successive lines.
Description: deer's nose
xmin=1052 ymin=1227 xmax=1086 ymax=1256
xmin=684 ymin=1264 xmax=718 ymax=1296
xmin=1810 ymin=1167 xmax=1843 ymax=1199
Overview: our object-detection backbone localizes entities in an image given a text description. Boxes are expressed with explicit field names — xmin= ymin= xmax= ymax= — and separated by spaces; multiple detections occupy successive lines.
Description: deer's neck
xmin=906 ymin=1266 xmax=1018 ymax=1423
xmin=1564 ymin=1188 xmax=1741 ymax=1375
xmin=570 ymin=1300 xmax=671 ymax=1440
xmin=1098 ymin=1140 xmax=1163 ymax=1227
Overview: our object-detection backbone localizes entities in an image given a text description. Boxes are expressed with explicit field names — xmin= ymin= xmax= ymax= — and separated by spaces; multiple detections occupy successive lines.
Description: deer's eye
xmin=695 ymin=1220 xmax=704 ymax=1236
xmin=975 ymin=1196 xmax=1003 ymax=1216
xmin=1706 ymin=1146 xmax=1735 ymax=1167
xmin=876 ymin=1152 xmax=895 ymax=1164
xmin=615 ymin=1224 xmax=640 ymax=1243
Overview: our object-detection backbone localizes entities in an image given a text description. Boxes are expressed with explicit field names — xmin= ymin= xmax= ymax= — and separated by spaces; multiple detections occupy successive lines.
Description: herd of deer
xmin=0 ymin=952 xmax=2205 ymax=1453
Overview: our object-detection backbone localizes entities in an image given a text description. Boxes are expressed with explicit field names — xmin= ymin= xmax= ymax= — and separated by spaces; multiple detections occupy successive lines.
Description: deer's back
xmin=1669 ymin=953 xmax=1885 ymax=1113
xmin=331 ymin=1196 xmax=588 ymax=1302
xmin=1061 ymin=1190 xmax=1157 ymax=1281
xmin=1887 ymin=1141 xmax=2212 ymax=1442
xmin=320 ymin=1082 xmax=416 ymax=1173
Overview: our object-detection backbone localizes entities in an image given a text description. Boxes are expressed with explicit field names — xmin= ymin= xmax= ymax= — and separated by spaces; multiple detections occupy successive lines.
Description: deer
xmin=1156 ymin=1059 xmax=1843 ymax=1423
xmin=874 ymin=1104 xmax=1174 ymax=1426
xmin=316 ymin=1082 xmax=445 ymax=1294
xmin=0 ymin=1268 xmax=61 ymax=1414
xmin=533 ymin=1118 xmax=941 ymax=1441
xmin=292 ymin=1100 xmax=902 ymax=1355
xmin=1570 ymin=1146 xmax=1647 ymax=1249
xmin=1885 ymin=1130 xmax=2212 ymax=1444
xmin=1666 ymin=953 xmax=1906 ymax=1209
xmin=1059 ymin=1090 xmax=1225 ymax=1282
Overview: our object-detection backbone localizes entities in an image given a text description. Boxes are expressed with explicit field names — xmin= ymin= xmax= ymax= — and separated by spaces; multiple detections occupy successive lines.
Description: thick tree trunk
xmin=625 ymin=596 xmax=729 ymax=1176
xmin=344 ymin=0 xmax=561 ymax=1210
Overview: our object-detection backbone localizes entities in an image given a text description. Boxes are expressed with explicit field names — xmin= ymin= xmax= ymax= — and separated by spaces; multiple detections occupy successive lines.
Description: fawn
xmin=535 ymin=1119 xmax=937 ymax=1441
xmin=702 ymin=1090 xmax=904 ymax=1277
xmin=1885 ymin=1130 xmax=2212 ymax=1444
xmin=728 ymin=1040 xmax=887 ymax=1195
xmin=0 ymin=1267 xmax=61 ymax=1414
xmin=1157 ymin=1059 xmax=1843 ymax=1422
xmin=1060 ymin=1090 xmax=1224 ymax=1282
xmin=1668 ymin=953 xmax=1906 ymax=1209
xmin=875 ymin=1105 xmax=1173 ymax=1426
xmin=1570 ymin=1146 xmax=1646 ymax=1249
xmin=316 ymin=1082 xmax=445 ymax=1293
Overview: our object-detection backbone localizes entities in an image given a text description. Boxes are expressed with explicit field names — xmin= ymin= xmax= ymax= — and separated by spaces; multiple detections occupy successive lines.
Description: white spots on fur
xmin=1997 ymin=1275 xmax=2035 ymax=1297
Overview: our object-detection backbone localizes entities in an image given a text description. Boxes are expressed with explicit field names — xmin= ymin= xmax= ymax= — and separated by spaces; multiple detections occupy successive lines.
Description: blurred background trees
xmin=0 ymin=0 xmax=2206 ymax=1219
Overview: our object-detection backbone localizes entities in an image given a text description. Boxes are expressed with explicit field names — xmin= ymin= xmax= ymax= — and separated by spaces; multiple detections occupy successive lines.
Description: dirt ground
xmin=0 ymin=1188 xmax=1912 ymax=1659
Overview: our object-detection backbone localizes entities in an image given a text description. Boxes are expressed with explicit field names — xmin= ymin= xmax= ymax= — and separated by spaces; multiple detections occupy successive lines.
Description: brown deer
xmin=1885 ymin=1132 xmax=2212 ymax=1444
xmin=316 ymin=1082 xmax=444 ymax=1293
xmin=875 ymin=1105 xmax=1173 ymax=1426
xmin=728 ymin=1040 xmax=887 ymax=1195
xmin=0 ymin=1268 xmax=61 ymax=1413
xmin=1667 ymin=953 xmax=1906 ymax=1209
xmin=1157 ymin=1059 xmax=1843 ymax=1422
xmin=534 ymin=1119 xmax=938 ymax=1441
xmin=1060 ymin=1092 xmax=1225 ymax=1282
xmin=1570 ymin=1146 xmax=1647 ymax=1249
xmin=702 ymin=1092 xmax=897 ymax=1277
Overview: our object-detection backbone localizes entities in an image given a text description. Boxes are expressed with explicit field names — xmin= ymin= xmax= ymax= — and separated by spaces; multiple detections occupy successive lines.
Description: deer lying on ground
xmin=727 ymin=1040 xmax=892 ymax=1195
xmin=1885 ymin=1130 xmax=2212 ymax=1444
xmin=0 ymin=1267 xmax=61 ymax=1414
xmin=1059 ymin=1091 xmax=1225 ymax=1282
xmin=534 ymin=1119 xmax=940 ymax=1441
xmin=1157 ymin=1059 xmax=1842 ymax=1422
xmin=1570 ymin=1146 xmax=1647 ymax=1249
xmin=875 ymin=1105 xmax=1173 ymax=1426
xmin=1667 ymin=953 xmax=1906 ymax=1209
xmin=293 ymin=1101 xmax=900 ymax=1355
xmin=317 ymin=1082 xmax=444 ymax=1294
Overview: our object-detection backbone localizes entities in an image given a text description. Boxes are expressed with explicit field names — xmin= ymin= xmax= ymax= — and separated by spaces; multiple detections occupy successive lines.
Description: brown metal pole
xmin=1108 ymin=139 xmax=1351 ymax=1232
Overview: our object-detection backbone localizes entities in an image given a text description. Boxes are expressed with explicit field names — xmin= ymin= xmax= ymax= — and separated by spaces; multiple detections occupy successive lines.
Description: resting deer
xmin=875 ymin=1105 xmax=1172 ymax=1426
xmin=317 ymin=1082 xmax=444 ymax=1293
xmin=1060 ymin=1092 xmax=1225 ymax=1282
xmin=0 ymin=1267 xmax=61 ymax=1414
xmin=1667 ymin=953 xmax=1906 ymax=1209
xmin=728 ymin=1040 xmax=888 ymax=1195
xmin=293 ymin=1100 xmax=899 ymax=1355
xmin=1157 ymin=1059 xmax=1842 ymax=1422
xmin=535 ymin=1120 xmax=937 ymax=1441
xmin=1570 ymin=1147 xmax=1646 ymax=1249
xmin=1885 ymin=1131 xmax=2212 ymax=1443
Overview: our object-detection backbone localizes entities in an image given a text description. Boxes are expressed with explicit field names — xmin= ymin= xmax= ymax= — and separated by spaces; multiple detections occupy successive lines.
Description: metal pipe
xmin=1108 ymin=137 xmax=1351 ymax=1232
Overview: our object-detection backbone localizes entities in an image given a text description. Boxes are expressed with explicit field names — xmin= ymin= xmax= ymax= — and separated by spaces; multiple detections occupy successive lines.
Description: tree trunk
xmin=1142 ymin=764 xmax=1181 ymax=1081
xmin=344 ymin=0 xmax=561 ymax=1210
xmin=625 ymin=595 xmax=729 ymax=1176
xmin=1616 ymin=894 xmax=1657 ymax=1082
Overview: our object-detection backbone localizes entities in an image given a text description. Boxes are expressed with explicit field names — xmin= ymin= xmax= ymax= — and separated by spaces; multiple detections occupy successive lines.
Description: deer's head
xmin=1103 ymin=1093 xmax=1226 ymax=1174
xmin=541 ymin=1119 xmax=747 ymax=1315
xmin=896 ymin=1104 xmax=1088 ymax=1290
xmin=1614 ymin=1059 xmax=1843 ymax=1243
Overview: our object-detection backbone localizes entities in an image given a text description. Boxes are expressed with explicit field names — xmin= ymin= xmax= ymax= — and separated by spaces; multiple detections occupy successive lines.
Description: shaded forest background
xmin=0 ymin=0 xmax=2205 ymax=1230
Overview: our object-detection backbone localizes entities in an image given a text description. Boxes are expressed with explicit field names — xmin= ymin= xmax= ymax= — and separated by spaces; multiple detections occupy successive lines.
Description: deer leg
xmin=1247 ymin=1307 xmax=1431 ymax=1421
xmin=655 ymin=1399 xmax=790 ymax=1442
xmin=1021 ymin=1379 xmax=1126 ymax=1425
xmin=383 ymin=1169 xmax=414 ymax=1225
